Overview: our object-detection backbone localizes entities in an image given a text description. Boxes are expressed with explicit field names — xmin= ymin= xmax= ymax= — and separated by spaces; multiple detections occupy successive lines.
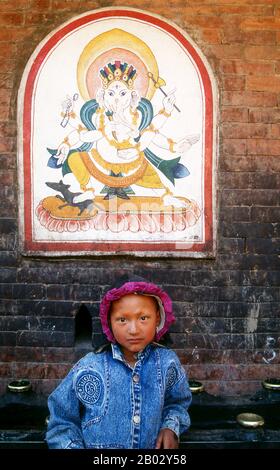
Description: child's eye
xmin=117 ymin=317 xmax=126 ymax=323
xmin=140 ymin=315 xmax=148 ymax=321
xmin=120 ymin=90 xmax=127 ymax=97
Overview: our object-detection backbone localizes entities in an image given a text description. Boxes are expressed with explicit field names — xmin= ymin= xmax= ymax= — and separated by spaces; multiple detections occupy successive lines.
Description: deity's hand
xmin=163 ymin=88 xmax=176 ymax=114
xmin=174 ymin=133 xmax=200 ymax=153
xmin=55 ymin=143 xmax=70 ymax=165
xmin=61 ymin=95 xmax=73 ymax=113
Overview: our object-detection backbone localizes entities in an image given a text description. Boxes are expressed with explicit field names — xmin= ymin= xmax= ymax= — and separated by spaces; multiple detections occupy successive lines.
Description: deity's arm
xmin=55 ymin=124 xmax=101 ymax=165
xmin=139 ymin=125 xmax=175 ymax=153
xmin=78 ymin=111 xmax=105 ymax=143
xmin=137 ymin=107 xmax=174 ymax=151
xmin=147 ymin=131 xmax=176 ymax=152
xmin=62 ymin=113 xmax=82 ymax=130
xmin=150 ymin=109 xmax=171 ymax=131
xmin=139 ymin=128 xmax=199 ymax=155
xmin=60 ymin=104 xmax=103 ymax=144
xmin=79 ymin=128 xmax=103 ymax=143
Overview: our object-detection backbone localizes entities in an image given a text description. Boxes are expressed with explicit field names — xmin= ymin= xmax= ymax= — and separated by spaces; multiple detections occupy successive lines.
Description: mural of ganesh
xmin=39 ymin=28 xmax=200 ymax=234
xmin=18 ymin=10 xmax=216 ymax=255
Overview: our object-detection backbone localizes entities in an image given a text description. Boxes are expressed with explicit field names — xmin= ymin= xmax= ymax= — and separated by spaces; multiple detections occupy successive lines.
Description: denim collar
xmin=111 ymin=343 xmax=153 ymax=365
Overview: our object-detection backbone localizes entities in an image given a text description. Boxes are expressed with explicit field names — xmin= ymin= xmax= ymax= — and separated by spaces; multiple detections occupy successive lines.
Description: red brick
xmin=247 ymin=139 xmax=280 ymax=156
xmin=221 ymin=28 xmax=244 ymax=45
xmin=188 ymin=364 xmax=226 ymax=381
xmin=207 ymin=44 xmax=244 ymax=60
xmin=0 ymin=61 xmax=17 ymax=74
xmin=0 ymin=13 xmax=24 ymax=26
xmin=222 ymin=189 xmax=279 ymax=206
xmin=221 ymin=107 xmax=248 ymax=123
xmin=182 ymin=14 xmax=227 ymax=29
xmin=181 ymin=349 xmax=227 ymax=365
xmin=235 ymin=364 xmax=280 ymax=380
xmin=0 ymin=27 xmax=36 ymax=42
xmin=241 ymin=17 xmax=280 ymax=31
xmin=220 ymin=60 xmax=275 ymax=76
xmin=13 ymin=363 xmax=46 ymax=379
xmin=0 ymin=154 xmax=16 ymax=170
xmin=221 ymin=75 xmax=245 ymax=91
xmin=192 ymin=0 xmax=275 ymax=3
xmin=0 ymin=0 xmax=29 ymax=9
xmin=0 ymin=89 xmax=12 ymax=106
xmin=269 ymin=124 xmax=280 ymax=139
xmin=249 ymin=108 xmax=280 ymax=124
xmin=221 ymin=29 xmax=275 ymax=46
xmin=53 ymin=0 xmax=84 ymax=8
xmin=219 ymin=172 xmax=251 ymax=189
xmin=0 ymin=171 xmax=15 ymax=185
xmin=182 ymin=4 xmax=273 ymax=16
xmin=0 ymin=347 xmax=16 ymax=361
xmin=0 ymin=363 xmax=13 ymax=376
xmin=220 ymin=155 xmax=252 ymax=172
xmin=205 ymin=381 xmax=260 ymax=396
xmin=24 ymin=12 xmax=61 ymax=26
xmin=0 ymin=122 xmax=16 ymax=137
xmin=0 ymin=74 xmax=14 ymax=89
xmin=200 ymin=28 xmax=222 ymax=44
xmin=247 ymin=75 xmax=280 ymax=93
xmin=43 ymin=348 xmax=75 ymax=363
xmin=244 ymin=45 xmax=280 ymax=60
xmin=223 ymin=91 xmax=278 ymax=107
xmin=243 ymin=30 xmax=276 ymax=45
xmin=0 ymin=44 xmax=16 ymax=60
xmin=221 ymin=123 xmax=269 ymax=139
xmin=44 ymin=363 xmax=72 ymax=379
xmin=15 ymin=347 xmax=45 ymax=361
xmin=251 ymin=156 xmax=280 ymax=172
xmin=222 ymin=139 xmax=247 ymax=155
xmin=30 ymin=0 xmax=51 ymax=8
xmin=0 ymin=138 xmax=14 ymax=153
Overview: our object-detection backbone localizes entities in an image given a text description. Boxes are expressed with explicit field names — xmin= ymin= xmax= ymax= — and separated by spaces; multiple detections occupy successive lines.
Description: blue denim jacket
xmin=46 ymin=343 xmax=192 ymax=449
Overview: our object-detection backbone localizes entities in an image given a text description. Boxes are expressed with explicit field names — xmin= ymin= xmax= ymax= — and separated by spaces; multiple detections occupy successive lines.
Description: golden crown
xmin=100 ymin=61 xmax=137 ymax=89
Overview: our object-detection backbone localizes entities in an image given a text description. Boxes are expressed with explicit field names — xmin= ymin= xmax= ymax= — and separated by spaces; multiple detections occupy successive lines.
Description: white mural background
xmin=31 ymin=17 xmax=204 ymax=243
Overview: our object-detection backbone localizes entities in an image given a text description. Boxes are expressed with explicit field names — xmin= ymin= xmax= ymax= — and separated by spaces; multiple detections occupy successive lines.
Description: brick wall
xmin=0 ymin=0 xmax=279 ymax=396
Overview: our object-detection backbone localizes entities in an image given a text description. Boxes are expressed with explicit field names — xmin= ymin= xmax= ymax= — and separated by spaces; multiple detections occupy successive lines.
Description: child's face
xmin=110 ymin=294 xmax=160 ymax=361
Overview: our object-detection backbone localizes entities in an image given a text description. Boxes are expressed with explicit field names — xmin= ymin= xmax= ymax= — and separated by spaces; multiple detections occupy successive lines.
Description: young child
xmin=46 ymin=275 xmax=192 ymax=449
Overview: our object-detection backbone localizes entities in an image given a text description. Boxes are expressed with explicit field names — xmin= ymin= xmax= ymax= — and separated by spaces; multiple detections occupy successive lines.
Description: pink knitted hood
xmin=99 ymin=276 xmax=175 ymax=343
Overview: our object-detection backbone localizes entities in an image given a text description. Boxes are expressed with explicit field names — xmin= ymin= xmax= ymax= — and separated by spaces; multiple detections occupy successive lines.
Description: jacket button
xmin=133 ymin=374 xmax=140 ymax=383
xmin=133 ymin=415 xmax=140 ymax=424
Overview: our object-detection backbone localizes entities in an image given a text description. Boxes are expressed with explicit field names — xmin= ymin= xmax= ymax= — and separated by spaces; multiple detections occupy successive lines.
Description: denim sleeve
xmin=46 ymin=368 xmax=85 ymax=449
xmin=161 ymin=361 xmax=192 ymax=438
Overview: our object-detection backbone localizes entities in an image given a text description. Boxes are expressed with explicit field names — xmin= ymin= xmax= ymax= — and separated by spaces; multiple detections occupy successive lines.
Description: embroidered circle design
xmin=166 ymin=365 xmax=178 ymax=390
xmin=76 ymin=372 xmax=103 ymax=405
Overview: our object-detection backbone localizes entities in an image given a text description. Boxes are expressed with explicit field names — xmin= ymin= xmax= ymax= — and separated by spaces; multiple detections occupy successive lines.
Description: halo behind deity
xmin=77 ymin=28 xmax=159 ymax=101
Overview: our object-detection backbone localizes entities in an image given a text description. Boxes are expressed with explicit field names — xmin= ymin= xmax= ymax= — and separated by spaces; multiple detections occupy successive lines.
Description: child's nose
xmin=128 ymin=321 xmax=138 ymax=334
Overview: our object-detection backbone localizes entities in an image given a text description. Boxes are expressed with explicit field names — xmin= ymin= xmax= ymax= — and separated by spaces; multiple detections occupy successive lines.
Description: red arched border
xmin=21 ymin=9 xmax=214 ymax=255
